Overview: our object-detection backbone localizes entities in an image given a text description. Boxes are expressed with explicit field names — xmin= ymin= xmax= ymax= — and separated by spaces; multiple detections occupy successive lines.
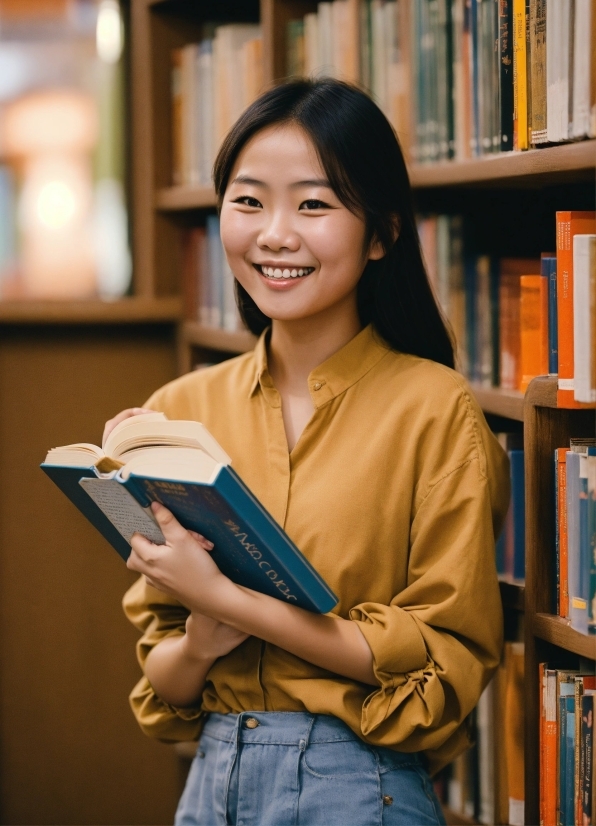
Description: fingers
xmin=102 ymin=407 xmax=157 ymax=446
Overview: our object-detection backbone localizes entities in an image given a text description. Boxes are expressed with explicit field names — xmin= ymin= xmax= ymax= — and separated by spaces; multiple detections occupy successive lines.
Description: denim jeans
xmin=175 ymin=712 xmax=446 ymax=826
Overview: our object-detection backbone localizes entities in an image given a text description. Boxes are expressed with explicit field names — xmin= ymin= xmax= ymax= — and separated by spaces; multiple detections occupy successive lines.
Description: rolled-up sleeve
xmin=122 ymin=576 xmax=203 ymax=741
xmin=349 ymin=456 xmax=507 ymax=758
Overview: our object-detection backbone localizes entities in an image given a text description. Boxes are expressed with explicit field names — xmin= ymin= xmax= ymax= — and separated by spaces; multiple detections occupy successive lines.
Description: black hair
xmin=213 ymin=77 xmax=455 ymax=369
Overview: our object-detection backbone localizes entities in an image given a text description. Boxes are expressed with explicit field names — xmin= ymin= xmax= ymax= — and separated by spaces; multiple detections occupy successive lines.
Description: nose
xmin=257 ymin=209 xmax=300 ymax=253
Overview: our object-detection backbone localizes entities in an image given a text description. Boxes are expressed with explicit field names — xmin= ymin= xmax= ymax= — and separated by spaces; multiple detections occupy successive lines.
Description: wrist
xmin=178 ymin=629 xmax=217 ymax=666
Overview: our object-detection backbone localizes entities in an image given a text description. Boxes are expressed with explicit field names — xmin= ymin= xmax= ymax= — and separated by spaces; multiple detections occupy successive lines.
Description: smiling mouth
xmin=254 ymin=264 xmax=315 ymax=279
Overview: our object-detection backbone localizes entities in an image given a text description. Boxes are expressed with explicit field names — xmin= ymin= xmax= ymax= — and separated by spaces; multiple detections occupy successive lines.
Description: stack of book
xmin=554 ymin=441 xmax=596 ymax=634
xmin=286 ymin=1 xmax=360 ymax=83
xmin=435 ymin=642 xmax=525 ymax=826
xmin=171 ymin=24 xmax=263 ymax=187
xmin=417 ymin=211 xmax=596 ymax=404
xmin=182 ymin=217 xmax=242 ymax=332
xmin=539 ymin=664 xmax=595 ymax=826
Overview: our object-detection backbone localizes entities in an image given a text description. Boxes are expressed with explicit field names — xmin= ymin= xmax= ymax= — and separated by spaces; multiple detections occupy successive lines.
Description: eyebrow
xmin=230 ymin=175 xmax=332 ymax=189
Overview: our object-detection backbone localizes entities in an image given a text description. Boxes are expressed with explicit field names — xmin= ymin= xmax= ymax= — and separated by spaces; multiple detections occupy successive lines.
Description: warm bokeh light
xmin=36 ymin=180 xmax=76 ymax=229
xmin=96 ymin=0 xmax=123 ymax=64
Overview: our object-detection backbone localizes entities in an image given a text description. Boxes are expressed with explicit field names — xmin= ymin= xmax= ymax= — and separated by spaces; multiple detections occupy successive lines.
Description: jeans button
xmin=382 ymin=795 xmax=394 ymax=806
xmin=244 ymin=717 xmax=259 ymax=729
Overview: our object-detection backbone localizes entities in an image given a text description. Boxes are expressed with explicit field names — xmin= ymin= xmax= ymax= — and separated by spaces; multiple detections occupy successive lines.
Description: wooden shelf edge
xmin=0 ymin=296 xmax=183 ymax=325
xmin=410 ymin=139 xmax=596 ymax=188
xmin=156 ymin=185 xmax=217 ymax=211
xmin=182 ymin=322 xmax=257 ymax=353
xmin=499 ymin=578 xmax=525 ymax=612
xmin=524 ymin=375 xmax=596 ymax=410
xmin=469 ymin=383 xmax=525 ymax=421
xmin=533 ymin=613 xmax=596 ymax=659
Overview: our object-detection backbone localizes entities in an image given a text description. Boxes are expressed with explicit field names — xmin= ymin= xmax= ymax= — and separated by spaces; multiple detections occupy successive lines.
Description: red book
xmin=556 ymin=211 xmax=596 ymax=406
xmin=542 ymin=667 xmax=558 ymax=826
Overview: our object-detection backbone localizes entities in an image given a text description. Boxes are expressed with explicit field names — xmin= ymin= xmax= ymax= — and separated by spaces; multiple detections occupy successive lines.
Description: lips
xmin=254 ymin=264 xmax=315 ymax=279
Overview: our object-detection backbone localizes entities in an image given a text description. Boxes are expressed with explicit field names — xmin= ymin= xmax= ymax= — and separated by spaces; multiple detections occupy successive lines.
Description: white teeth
xmin=282 ymin=269 xmax=291 ymax=278
xmin=298 ymin=269 xmax=304 ymax=276
xmin=258 ymin=265 xmax=313 ymax=278
xmin=291 ymin=269 xmax=298 ymax=277
xmin=273 ymin=268 xmax=282 ymax=278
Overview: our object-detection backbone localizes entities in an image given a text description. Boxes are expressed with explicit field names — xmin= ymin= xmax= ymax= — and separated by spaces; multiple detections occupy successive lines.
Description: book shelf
xmin=130 ymin=2 xmax=596 ymax=824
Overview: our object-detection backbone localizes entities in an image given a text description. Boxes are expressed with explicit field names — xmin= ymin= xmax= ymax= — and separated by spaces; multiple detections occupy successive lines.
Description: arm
xmin=128 ymin=503 xmax=378 ymax=688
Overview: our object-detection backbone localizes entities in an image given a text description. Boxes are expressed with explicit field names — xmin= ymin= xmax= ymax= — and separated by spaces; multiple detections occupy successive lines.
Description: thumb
xmin=150 ymin=502 xmax=188 ymax=542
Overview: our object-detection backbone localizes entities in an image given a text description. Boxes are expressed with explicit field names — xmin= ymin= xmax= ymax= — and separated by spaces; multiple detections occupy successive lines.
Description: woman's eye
xmin=300 ymin=199 xmax=329 ymax=210
xmin=233 ymin=196 xmax=261 ymax=208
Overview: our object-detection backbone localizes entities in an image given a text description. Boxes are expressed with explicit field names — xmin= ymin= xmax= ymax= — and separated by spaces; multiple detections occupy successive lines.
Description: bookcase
xmin=130 ymin=1 xmax=596 ymax=824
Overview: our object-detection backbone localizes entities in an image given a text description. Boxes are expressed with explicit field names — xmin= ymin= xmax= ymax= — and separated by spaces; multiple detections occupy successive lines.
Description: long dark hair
xmin=213 ymin=78 xmax=455 ymax=369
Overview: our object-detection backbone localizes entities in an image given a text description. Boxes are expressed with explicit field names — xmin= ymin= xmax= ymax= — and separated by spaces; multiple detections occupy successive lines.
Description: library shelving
xmin=129 ymin=1 xmax=596 ymax=825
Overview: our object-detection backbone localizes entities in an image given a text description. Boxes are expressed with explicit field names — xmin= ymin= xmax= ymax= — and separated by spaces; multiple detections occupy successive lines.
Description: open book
xmin=41 ymin=414 xmax=337 ymax=613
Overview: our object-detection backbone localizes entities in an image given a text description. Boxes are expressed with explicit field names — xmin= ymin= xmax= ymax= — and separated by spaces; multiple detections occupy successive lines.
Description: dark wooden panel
xmin=0 ymin=325 xmax=187 ymax=825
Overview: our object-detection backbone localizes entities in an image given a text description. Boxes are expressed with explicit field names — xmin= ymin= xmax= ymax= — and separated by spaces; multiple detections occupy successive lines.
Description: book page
xmin=78 ymin=478 xmax=165 ymax=545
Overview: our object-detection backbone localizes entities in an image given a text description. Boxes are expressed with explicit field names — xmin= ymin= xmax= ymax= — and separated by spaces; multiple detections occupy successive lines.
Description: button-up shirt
xmin=123 ymin=324 xmax=509 ymax=774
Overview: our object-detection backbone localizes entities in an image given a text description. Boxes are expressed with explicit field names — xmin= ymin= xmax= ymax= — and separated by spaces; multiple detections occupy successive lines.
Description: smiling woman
xmin=117 ymin=78 xmax=510 ymax=826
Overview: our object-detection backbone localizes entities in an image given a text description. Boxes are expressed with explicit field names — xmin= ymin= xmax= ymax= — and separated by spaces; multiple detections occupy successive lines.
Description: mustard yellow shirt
xmin=122 ymin=325 xmax=509 ymax=774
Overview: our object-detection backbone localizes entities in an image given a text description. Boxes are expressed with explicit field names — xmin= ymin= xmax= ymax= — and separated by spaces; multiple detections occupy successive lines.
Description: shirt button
xmin=382 ymin=795 xmax=393 ymax=806
xmin=244 ymin=717 xmax=259 ymax=729
xmin=312 ymin=381 xmax=324 ymax=391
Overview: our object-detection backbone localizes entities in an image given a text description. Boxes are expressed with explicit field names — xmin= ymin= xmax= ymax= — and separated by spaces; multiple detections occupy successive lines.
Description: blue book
xmin=510 ymin=449 xmax=525 ymax=580
xmin=587 ymin=448 xmax=596 ymax=635
xmin=543 ymin=255 xmax=558 ymax=375
xmin=569 ymin=449 xmax=591 ymax=634
xmin=559 ymin=695 xmax=576 ymax=826
xmin=41 ymin=414 xmax=338 ymax=614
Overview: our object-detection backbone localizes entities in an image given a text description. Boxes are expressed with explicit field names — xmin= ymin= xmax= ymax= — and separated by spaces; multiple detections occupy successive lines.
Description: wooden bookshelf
xmin=0 ymin=297 xmax=182 ymax=325
xmin=129 ymin=3 xmax=596 ymax=825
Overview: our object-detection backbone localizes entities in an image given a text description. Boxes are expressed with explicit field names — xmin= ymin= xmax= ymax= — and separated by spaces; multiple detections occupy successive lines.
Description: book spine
xmin=570 ymin=453 xmax=590 ymax=634
xmin=556 ymin=448 xmax=569 ymax=617
xmin=544 ymin=669 xmax=558 ymax=826
xmin=559 ymin=695 xmax=569 ymax=826
xmin=499 ymin=0 xmax=514 ymax=151
xmin=512 ymin=0 xmax=528 ymax=149
xmin=556 ymin=212 xmax=596 ymax=407
xmin=588 ymin=451 xmax=596 ymax=634
xmin=519 ymin=273 xmax=548 ymax=391
xmin=540 ymin=661 xmax=546 ymax=826
xmin=545 ymin=255 xmax=559 ymax=375
xmin=580 ymin=694 xmax=593 ymax=824
xmin=573 ymin=235 xmax=596 ymax=403
xmin=171 ymin=48 xmax=183 ymax=186
xmin=530 ymin=0 xmax=548 ymax=143
xmin=510 ymin=449 xmax=526 ymax=579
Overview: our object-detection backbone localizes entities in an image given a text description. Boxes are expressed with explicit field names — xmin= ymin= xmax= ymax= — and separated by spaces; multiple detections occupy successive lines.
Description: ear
xmin=367 ymin=214 xmax=400 ymax=261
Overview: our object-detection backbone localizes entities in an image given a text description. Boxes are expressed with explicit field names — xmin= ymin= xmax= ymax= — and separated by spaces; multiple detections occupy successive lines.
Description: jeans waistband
xmin=201 ymin=712 xmax=423 ymax=767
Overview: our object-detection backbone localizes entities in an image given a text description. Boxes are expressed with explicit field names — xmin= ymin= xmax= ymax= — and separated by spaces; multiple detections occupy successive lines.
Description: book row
xmin=434 ymin=641 xmax=525 ymax=826
xmin=171 ymin=24 xmax=263 ymax=188
xmin=284 ymin=0 xmax=596 ymax=162
xmin=539 ymin=663 xmax=596 ymax=826
xmin=182 ymin=218 xmax=243 ymax=332
xmin=555 ymin=442 xmax=596 ymax=635
xmin=417 ymin=210 xmax=596 ymax=405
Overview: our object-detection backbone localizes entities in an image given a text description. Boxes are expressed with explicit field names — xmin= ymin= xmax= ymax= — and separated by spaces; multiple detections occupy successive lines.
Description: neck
xmin=268 ymin=299 xmax=362 ymax=392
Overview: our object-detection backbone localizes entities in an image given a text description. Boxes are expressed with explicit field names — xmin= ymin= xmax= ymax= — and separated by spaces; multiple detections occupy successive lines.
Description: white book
xmin=476 ymin=681 xmax=495 ymax=826
xmin=318 ymin=2 xmax=334 ymax=77
xmin=198 ymin=40 xmax=214 ymax=187
xmin=571 ymin=0 xmax=592 ymax=137
xmin=304 ymin=13 xmax=319 ymax=77
xmin=546 ymin=0 xmax=571 ymax=142
xmin=573 ymin=234 xmax=596 ymax=402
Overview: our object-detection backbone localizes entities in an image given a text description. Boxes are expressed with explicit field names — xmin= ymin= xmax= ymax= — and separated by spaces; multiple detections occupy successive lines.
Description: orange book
xmin=556 ymin=211 xmax=596 ymax=406
xmin=556 ymin=447 xmax=569 ymax=618
xmin=504 ymin=642 xmax=525 ymax=826
xmin=519 ymin=273 xmax=549 ymax=391
xmin=499 ymin=259 xmax=540 ymax=390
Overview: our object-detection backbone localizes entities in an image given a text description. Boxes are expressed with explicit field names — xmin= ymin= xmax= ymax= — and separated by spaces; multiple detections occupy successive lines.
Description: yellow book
xmin=513 ymin=0 xmax=528 ymax=150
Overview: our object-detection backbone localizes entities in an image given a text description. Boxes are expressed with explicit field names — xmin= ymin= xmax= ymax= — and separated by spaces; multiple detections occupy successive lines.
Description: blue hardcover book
xmin=41 ymin=415 xmax=338 ymax=614
xmin=569 ymin=449 xmax=591 ymax=634
xmin=543 ymin=255 xmax=558 ymax=375
xmin=559 ymin=694 xmax=576 ymax=826
xmin=588 ymin=450 xmax=596 ymax=634
xmin=509 ymin=449 xmax=525 ymax=580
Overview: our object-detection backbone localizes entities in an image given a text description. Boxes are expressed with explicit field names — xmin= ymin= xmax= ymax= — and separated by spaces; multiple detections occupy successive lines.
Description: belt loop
xmin=300 ymin=714 xmax=316 ymax=752
xmin=223 ymin=713 xmax=243 ymax=826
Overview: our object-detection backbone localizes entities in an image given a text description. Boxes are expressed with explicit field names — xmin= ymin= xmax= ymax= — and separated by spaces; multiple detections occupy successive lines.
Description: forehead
xmin=230 ymin=123 xmax=325 ymax=181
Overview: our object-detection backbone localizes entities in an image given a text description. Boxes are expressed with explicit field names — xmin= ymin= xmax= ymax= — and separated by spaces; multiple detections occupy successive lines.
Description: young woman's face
xmin=220 ymin=123 xmax=383 ymax=326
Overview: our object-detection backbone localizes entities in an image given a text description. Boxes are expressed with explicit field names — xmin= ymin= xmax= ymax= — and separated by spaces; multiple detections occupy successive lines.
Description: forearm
xmin=212 ymin=581 xmax=378 ymax=687
xmin=144 ymin=634 xmax=215 ymax=708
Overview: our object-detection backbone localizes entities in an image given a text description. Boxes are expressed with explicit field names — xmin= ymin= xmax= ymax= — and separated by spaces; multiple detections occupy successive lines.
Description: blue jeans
xmin=175 ymin=712 xmax=446 ymax=826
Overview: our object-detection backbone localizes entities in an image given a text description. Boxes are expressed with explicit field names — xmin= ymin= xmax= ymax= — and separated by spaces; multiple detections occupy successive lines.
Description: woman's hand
xmin=183 ymin=610 xmax=249 ymax=661
xmin=103 ymin=407 xmax=156 ymax=447
xmin=127 ymin=502 xmax=239 ymax=616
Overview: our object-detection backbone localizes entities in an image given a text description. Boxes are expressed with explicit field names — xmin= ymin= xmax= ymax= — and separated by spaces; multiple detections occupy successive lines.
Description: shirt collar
xmin=249 ymin=325 xmax=391 ymax=407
